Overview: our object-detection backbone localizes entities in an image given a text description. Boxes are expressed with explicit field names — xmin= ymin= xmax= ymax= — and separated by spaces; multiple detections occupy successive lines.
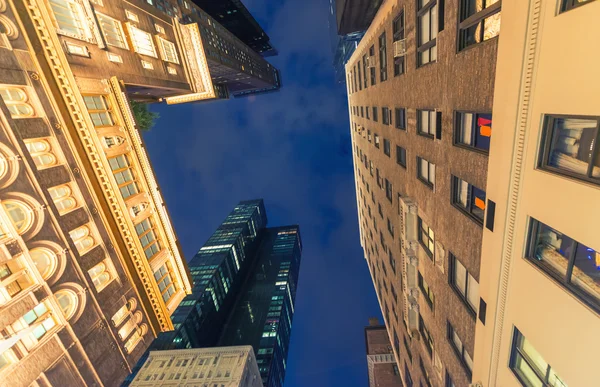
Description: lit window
xmin=417 ymin=156 xmax=435 ymax=188
xmin=127 ymin=24 xmax=157 ymax=57
xmin=417 ymin=109 xmax=438 ymax=138
xmin=108 ymin=154 xmax=140 ymax=199
xmin=55 ymin=289 xmax=78 ymax=320
xmin=451 ymin=176 xmax=486 ymax=224
xmin=69 ymin=225 xmax=95 ymax=253
xmin=417 ymin=0 xmax=439 ymax=66
xmin=125 ymin=10 xmax=139 ymax=23
xmin=48 ymin=0 xmax=92 ymax=39
xmin=24 ymin=139 xmax=57 ymax=169
xmin=167 ymin=67 xmax=177 ymax=75
xmin=455 ymin=112 xmax=492 ymax=152
xmin=510 ymin=328 xmax=567 ymax=387
xmin=30 ymin=247 xmax=58 ymax=280
xmin=155 ymin=24 xmax=165 ymax=34
xmin=107 ymin=52 xmax=123 ymax=63
xmin=65 ymin=41 xmax=89 ymax=57
xmin=0 ymin=86 xmax=35 ymax=118
xmin=157 ymin=37 xmax=179 ymax=64
xmin=83 ymin=95 xmax=114 ymax=127
xmin=418 ymin=216 xmax=435 ymax=259
xmin=88 ymin=259 xmax=116 ymax=292
xmin=154 ymin=264 xmax=176 ymax=303
xmin=2 ymin=200 xmax=33 ymax=235
xmin=0 ymin=262 xmax=25 ymax=304
xmin=418 ymin=272 xmax=435 ymax=309
xmin=448 ymin=322 xmax=473 ymax=376
xmin=141 ymin=60 xmax=154 ymax=70
xmin=458 ymin=0 xmax=501 ymax=50
xmin=96 ymin=12 xmax=128 ymax=49
xmin=48 ymin=185 xmax=77 ymax=214
xmin=123 ymin=324 xmax=146 ymax=353
xmin=0 ymin=349 xmax=17 ymax=372
xmin=13 ymin=302 xmax=57 ymax=350
xmin=135 ymin=217 xmax=161 ymax=259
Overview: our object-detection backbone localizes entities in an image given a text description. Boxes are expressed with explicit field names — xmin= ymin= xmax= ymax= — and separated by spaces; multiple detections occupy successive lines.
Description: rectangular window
xmin=155 ymin=23 xmax=165 ymax=34
xmin=395 ymin=108 xmax=406 ymax=129
xmin=417 ymin=109 xmax=437 ymax=138
xmin=49 ymin=0 xmax=90 ymax=39
xmin=379 ymin=32 xmax=387 ymax=82
xmin=374 ymin=134 xmax=380 ymax=149
xmin=561 ymin=0 xmax=595 ymax=12
xmin=449 ymin=253 xmax=479 ymax=314
xmin=135 ymin=217 xmax=161 ymax=259
xmin=366 ymin=106 xmax=370 ymax=120
xmin=369 ymin=45 xmax=376 ymax=85
xmin=385 ymin=178 xmax=393 ymax=202
xmin=358 ymin=61 xmax=362 ymax=91
xmin=362 ymin=55 xmax=368 ymax=88
xmin=510 ymin=328 xmax=567 ymax=387
xmin=420 ymin=358 xmax=433 ymax=387
xmin=404 ymin=336 xmax=413 ymax=362
xmin=108 ymin=154 xmax=140 ymax=199
xmin=96 ymin=12 xmax=128 ymax=49
xmin=396 ymin=146 xmax=407 ymax=167
xmin=527 ymin=219 xmax=600 ymax=310
xmin=383 ymin=139 xmax=391 ymax=157
xmin=83 ymin=95 xmax=113 ymax=127
xmin=107 ymin=52 xmax=123 ymax=63
xmin=451 ymin=176 xmax=486 ymax=224
xmin=458 ymin=0 xmax=501 ymax=51
xmin=455 ymin=112 xmax=492 ymax=152
xmin=539 ymin=115 xmax=600 ymax=184
xmin=127 ymin=24 xmax=157 ymax=57
xmin=448 ymin=322 xmax=473 ymax=377
xmin=389 ymin=250 xmax=396 ymax=273
xmin=417 ymin=157 xmax=435 ymax=188
xmin=419 ymin=314 xmax=434 ymax=357
xmin=418 ymin=216 xmax=435 ymax=258
xmin=154 ymin=264 xmax=176 ymax=303
xmin=141 ymin=60 xmax=154 ymax=70
xmin=418 ymin=272 xmax=435 ymax=309
xmin=361 ymin=106 xmax=364 ymax=117
xmin=387 ymin=218 xmax=394 ymax=237
xmin=65 ymin=41 xmax=89 ymax=56
xmin=382 ymin=107 xmax=390 ymax=125
xmin=125 ymin=9 xmax=139 ymax=22
xmin=417 ymin=0 xmax=439 ymax=66
xmin=157 ymin=37 xmax=179 ymax=64
xmin=405 ymin=363 xmax=413 ymax=387
xmin=393 ymin=11 xmax=405 ymax=76
xmin=372 ymin=107 xmax=378 ymax=122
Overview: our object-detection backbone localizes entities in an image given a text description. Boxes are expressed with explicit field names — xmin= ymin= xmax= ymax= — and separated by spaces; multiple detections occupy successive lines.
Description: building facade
xmin=365 ymin=318 xmax=403 ymax=387
xmin=131 ymin=346 xmax=263 ymax=387
xmin=127 ymin=200 xmax=302 ymax=387
xmin=329 ymin=0 xmax=366 ymax=84
xmin=346 ymin=0 xmax=500 ymax=386
xmin=472 ymin=1 xmax=600 ymax=386
xmin=336 ymin=0 xmax=384 ymax=35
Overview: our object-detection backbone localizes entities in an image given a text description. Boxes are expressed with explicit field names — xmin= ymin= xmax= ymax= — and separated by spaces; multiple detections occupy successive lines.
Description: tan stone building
xmin=0 ymin=0 xmax=279 ymax=386
xmin=473 ymin=0 xmax=600 ymax=386
xmin=130 ymin=346 xmax=262 ymax=387
xmin=365 ymin=318 xmax=402 ymax=387
xmin=346 ymin=0 xmax=500 ymax=386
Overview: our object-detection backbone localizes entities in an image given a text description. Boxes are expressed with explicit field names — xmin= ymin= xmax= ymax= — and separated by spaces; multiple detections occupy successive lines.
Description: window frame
xmin=417 ymin=109 xmax=437 ymax=138
xmin=447 ymin=322 xmax=473 ymax=378
xmin=126 ymin=23 xmax=158 ymax=58
xmin=538 ymin=114 xmax=600 ymax=186
xmin=0 ymin=86 xmax=37 ymax=119
xmin=451 ymin=175 xmax=486 ymax=225
xmin=108 ymin=154 xmax=140 ymax=199
xmin=457 ymin=0 xmax=501 ymax=51
xmin=393 ymin=10 xmax=406 ymax=76
xmin=136 ymin=216 xmax=162 ymax=260
xmin=396 ymin=145 xmax=407 ymax=168
xmin=418 ymin=272 xmax=435 ymax=309
xmin=417 ymin=156 xmax=435 ymax=189
xmin=379 ymin=32 xmax=387 ymax=82
xmin=454 ymin=111 xmax=492 ymax=153
xmin=418 ymin=314 xmax=434 ymax=357
xmin=416 ymin=0 xmax=440 ymax=67
xmin=383 ymin=139 xmax=391 ymax=157
xmin=369 ymin=45 xmax=376 ymax=85
xmin=448 ymin=252 xmax=479 ymax=316
xmin=418 ymin=216 xmax=435 ymax=259
xmin=95 ymin=12 xmax=129 ymax=49
xmin=395 ymin=107 xmax=406 ymax=130
xmin=561 ymin=0 xmax=596 ymax=12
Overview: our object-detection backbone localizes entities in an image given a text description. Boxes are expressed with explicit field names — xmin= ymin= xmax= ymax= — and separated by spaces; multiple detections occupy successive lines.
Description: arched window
xmin=88 ymin=259 xmax=116 ymax=292
xmin=29 ymin=247 xmax=58 ymax=280
xmin=103 ymin=136 xmax=125 ymax=148
xmin=0 ymin=87 xmax=35 ymax=118
xmin=69 ymin=225 xmax=95 ymax=253
xmin=118 ymin=311 xmax=142 ymax=340
xmin=112 ymin=298 xmax=137 ymax=327
xmin=48 ymin=185 xmax=77 ymax=214
xmin=55 ymin=289 xmax=78 ymax=320
xmin=124 ymin=324 xmax=147 ymax=354
xmin=24 ymin=139 xmax=57 ymax=169
xmin=2 ymin=199 xmax=33 ymax=235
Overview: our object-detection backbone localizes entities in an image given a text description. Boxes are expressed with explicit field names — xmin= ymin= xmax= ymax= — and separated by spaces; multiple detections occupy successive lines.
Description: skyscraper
xmin=127 ymin=200 xmax=302 ymax=387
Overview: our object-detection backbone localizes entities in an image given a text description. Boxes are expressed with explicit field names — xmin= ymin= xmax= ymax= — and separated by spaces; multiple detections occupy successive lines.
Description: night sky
xmin=143 ymin=0 xmax=382 ymax=385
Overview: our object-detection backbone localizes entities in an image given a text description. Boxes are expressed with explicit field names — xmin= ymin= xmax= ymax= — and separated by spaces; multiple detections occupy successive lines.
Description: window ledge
xmin=417 ymin=177 xmax=434 ymax=190
xmin=452 ymin=141 xmax=490 ymax=156
xmin=451 ymin=204 xmax=484 ymax=226
xmin=417 ymin=132 xmax=435 ymax=140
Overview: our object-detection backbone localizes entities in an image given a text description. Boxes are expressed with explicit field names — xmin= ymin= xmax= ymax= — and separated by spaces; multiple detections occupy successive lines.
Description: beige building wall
xmin=473 ymin=0 xmax=600 ymax=386
xmin=131 ymin=346 xmax=263 ymax=387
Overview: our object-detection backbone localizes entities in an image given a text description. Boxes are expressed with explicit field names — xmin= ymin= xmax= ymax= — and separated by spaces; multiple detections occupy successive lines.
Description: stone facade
xmin=346 ymin=0 xmax=499 ymax=386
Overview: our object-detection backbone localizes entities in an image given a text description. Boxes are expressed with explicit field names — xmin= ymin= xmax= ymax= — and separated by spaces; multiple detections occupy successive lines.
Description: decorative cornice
xmin=165 ymin=21 xmax=216 ymax=104
xmin=23 ymin=0 xmax=172 ymax=332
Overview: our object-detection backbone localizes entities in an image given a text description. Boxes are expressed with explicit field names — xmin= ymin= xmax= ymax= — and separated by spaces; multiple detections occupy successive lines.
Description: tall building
xmin=365 ymin=318 xmax=403 ymax=387
xmin=336 ymin=0 xmax=384 ymax=35
xmin=329 ymin=0 xmax=366 ymax=84
xmin=127 ymin=200 xmax=302 ymax=387
xmin=472 ymin=1 xmax=600 ymax=387
xmin=346 ymin=0 xmax=499 ymax=386
xmin=190 ymin=0 xmax=278 ymax=57
xmin=131 ymin=346 xmax=262 ymax=387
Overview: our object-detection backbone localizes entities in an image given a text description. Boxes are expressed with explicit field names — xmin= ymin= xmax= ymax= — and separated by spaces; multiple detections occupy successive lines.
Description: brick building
xmin=346 ymin=0 xmax=499 ymax=386
xmin=365 ymin=318 xmax=402 ymax=387
xmin=0 ymin=0 xmax=279 ymax=385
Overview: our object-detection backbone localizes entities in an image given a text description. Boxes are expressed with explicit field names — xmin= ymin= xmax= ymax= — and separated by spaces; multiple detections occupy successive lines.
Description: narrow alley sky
xmin=144 ymin=0 xmax=382 ymax=385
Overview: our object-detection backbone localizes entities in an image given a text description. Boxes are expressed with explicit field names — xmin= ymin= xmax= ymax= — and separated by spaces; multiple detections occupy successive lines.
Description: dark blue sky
xmin=144 ymin=0 xmax=382 ymax=385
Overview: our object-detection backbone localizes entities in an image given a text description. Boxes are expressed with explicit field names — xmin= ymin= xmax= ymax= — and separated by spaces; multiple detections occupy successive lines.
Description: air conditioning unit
xmin=393 ymin=39 xmax=407 ymax=57
xmin=366 ymin=56 xmax=375 ymax=68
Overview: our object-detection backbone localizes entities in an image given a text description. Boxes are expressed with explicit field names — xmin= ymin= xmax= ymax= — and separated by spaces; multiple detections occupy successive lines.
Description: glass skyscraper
xmin=125 ymin=200 xmax=301 ymax=387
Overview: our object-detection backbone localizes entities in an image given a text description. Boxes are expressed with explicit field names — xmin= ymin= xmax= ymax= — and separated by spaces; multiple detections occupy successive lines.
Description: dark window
xmin=385 ymin=178 xmax=393 ymax=202
xmin=393 ymin=364 xmax=400 ymax=376
xmin=362 ymin=55 xmax=368 ymax=88
xmin=369 ymin=45 xmax=376 ymax=85
xmin=353 ymin=65 xmax=358 ymax=92
xmin=383 ymin=139 xmax=391 ymax=157
xmin=527 ymin=219 xmax=600 ymax=311
xmin=395 ymin=108 xmax=406 ymax=129
xmin=420 ymin=357 xmax=433 ymax=387
xmin=387 ymin=217 xmax=394 ymax=237
xmin=510 ymin=328 xmax=567 ymax=387
xmin=378 ymin=203 xmax=383 ymax=218
xmin=451 ymin=176 xmax=486 ymax=224
xmin=393 ymin=10 xmax=405 ymax=76
xmin=382 ymin=107 xmax=390 ymax=125
xmin=455 ymin=112 xmax=492 ymax=152
xmin=449 ymin=253 xmax=480 ymax=314
xmin=419 ymin=315 xmax=434 ymax=357
xmin=360 ymin=106 xmax=364 ymax=117
xmin=539 ymin=115 xmax=600 ymax=185
xmin=366 ymin=106 xmax=370 ymax=120
xmin=458 ymin=0 xmax=501 ymax=50
xmin=389 ymin=250 xmax=396 ymax=273
xmin=396 ymin=146 xmax=407 ymax=167
xmin=405 ymin=363 xmax=413 ymax=387
xmin=379 ymin=32 xmax=387 ymax=82
xmin=447 ymin=322 xmax=473 ymax=377
xmin=404 ymin=336 xmax=413 ymax=362
xmin=417 ymin=156 xmax=435 ymax=188
xmin=417 ymin=0 xmax=440 ymax=66
xmin=418 ymin=216 xmax=435 ymax=258
xmin=373 ymin=106 xmax=378 ymax=122
xmin=418 ymin=272 xmax=435 ymax=309
xmin=446 ymin=372 xmax=455 ymax=387
xmin=358 ymin=60 xmax=362 ymax=90
xmin=417 ymin=109 xmax=438 ymax=138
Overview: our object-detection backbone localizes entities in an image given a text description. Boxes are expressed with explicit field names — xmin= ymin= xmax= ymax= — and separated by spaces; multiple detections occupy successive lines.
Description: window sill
xmin=452 ymin=141 xmax=490 ymax=156
xmin=416 ymin=60 xmax=437 ymax=70
xmin=417 ymin=132 xmax=435 ymax=140
xmin=538 ymin=165 xmax=600 ymax=189
xmin=449 ymin=284 xmax=477 ymax=318
xmin=457 ymin=35 xmax=499 ymax=54
xmin=417 ymin=177 xmax=434 ymax=190
xmin=451 ymin=204 xmax=484 ymax=226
